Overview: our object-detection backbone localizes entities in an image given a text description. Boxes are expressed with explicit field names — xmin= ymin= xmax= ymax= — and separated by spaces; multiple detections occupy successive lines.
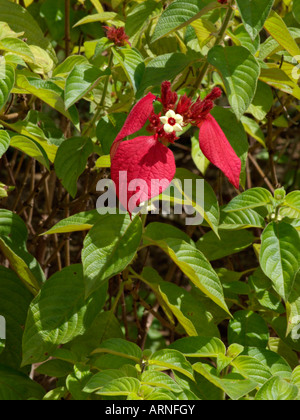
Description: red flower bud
xmin=205 ymin=87 xmax=222 ymax=102
xmin=160 ymin=81 xmax=178 ymax=112
xmin=104 ymin=26 xmax=130 ymax=47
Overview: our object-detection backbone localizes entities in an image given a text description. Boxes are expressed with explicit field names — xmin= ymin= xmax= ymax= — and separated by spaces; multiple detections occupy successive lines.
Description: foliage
xmin=0 ymin=0 xmax=299 ymax=401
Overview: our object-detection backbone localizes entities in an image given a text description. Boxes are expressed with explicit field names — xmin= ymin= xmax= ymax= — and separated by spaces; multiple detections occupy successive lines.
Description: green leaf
xmin=210 ymin=107 xmax=249 ymax=187
xmin=0 ymin=209 xmax=45 ymax=288
xmin=159 ymin=281 xmax=220 ymax=337
xmin=143 ymin=223 xmax=230 ymax=315
xmin=260 ymin=222 xmax=300 ymax=302
xmin=22 ymin=265 xmax=107 ymax=366
xmin=191 ymin=135 xmax=209 ymax=175
xmin=230 ymin=25 xmax=260 ymax=55
xmin=286 ymin=272 xmax=300 ymax=337
xmin=95 ymin=377 xmax=141 ymax=397
xmin=0 ymin=130 xmax=10 ymax=158
xmin=0 ymin=267 xmax=32 ymax=371
xmin=54 ymin=137 xmax=93 ymax=198
xmin=92 ymin=338 xmax=142 ymax=362
xmin=53 ymin=55 xmax=88 ymax=77
xmin=66 ymin=364 xmax=93 ymax=400
xmin=151 ymin=0 xmax=221 ymax=42
xmin=244 ymin=347 xmax=292 ymax=380
xmin=231 ymin=356 xmax=272 ymax=386
xmin=112 ymin=47 xmax=145 ymax=93
xmin=236 ymin=0 xmax=275 ymax=40
xmin=281 ymin=191 xmax=300 ymax=219
xmin=259 ymin=67 xmax=300 ymax=100
xmin=2 ymin=109 xmax=63 ymax=154
xmin=292 ymin=366 xmax=300 ymax=390
xmin=219 ymin=208 xmax=265 ymax=230
xmin=246 ymin=80 xmax=274 ymax=121
xmin=268 ymin=337 xmax=299 ymax=371
xmin=255 ymin=376 xmax=299 ymax=400
xmin=149 ymin=349 xmax=194 ymax=381
xmin=136 ymin=53 xmax=195 ymax=98
xmin=35 ymin=359 xmax=73 ymax=379
xmin=88 ymin=0 xmax=104 ymax=13
xmin=223 ymin=188 xmax=274 ymax=213
xmin=0 ymin=21 xmax=23 ymax=40
xmin=15 ymin=74 xmax=79 ymax=126
xmin=0 ymin=364 xmax=44 ymax=400
xmin=43 ymin=210 xmax=100 ymax=235
xmin=73 ymin=12 xmax=123 ymax=27
xmin=70 ymin=310 xmax=123 ymax=359
xmin=10 ymin=135 xmax=49 ymax=169
xmin=241 ymin=115 xmax=266 ymax=148
xmin=84 ymin=370 xmax=130 ymax=393
xmin=65 ymin=63 xmax=108 ymax=109
xmin=249 ymin=268 xmax=284 ymax=312
xmin=172 ymin=168 xmax=220 ymax=236
xmin=293 ymin=0 xmax=300 ymax=23
xmin=43 ymin=387 xmax=68 ymax=401
xmin=169 ymin=336 xmax=226 ymax=358
xmin=0 ymin=60 xmax=15 ymax=111
xmin=193 ymin=362 xmax=258 ymax=400
xmin=125 ymin=0 xmax=162 ymax=39
xmin=0 ymin=237 xmax=40 ymax=297
xmin=208 ymin=46 xmax=260 ymax=120
xmin=0 ymin=37 xmax=35 ymax=63
xmin=0 ymin=0 xmax=56 ymax=63
xmin=96 ymin=113 xmax=127 ymax=155
xmin=141 ymin=371 xmax=182 ymax=394
xmin=197 ymin=230 xmax=255 ymax=261
xmin=29 ymin=45 xmax=54 ymax=75
xmin=272 ymin=316 xmax=300 ymax=352
xmin=95 ymin=155 xmax=111 ymax=168
xmin=264 ymin=10 xmax=300 ymax=62
xmin=228 ymin=310 xmax=270 ymax=348
xmin=83 ymin=214 xmax=142 ymax=297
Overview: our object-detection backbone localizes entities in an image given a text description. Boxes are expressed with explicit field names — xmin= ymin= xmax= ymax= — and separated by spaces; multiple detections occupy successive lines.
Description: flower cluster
xmin=104 ymin=26 xmax=130 ymax=47
xmin=110 ymin=82 xmax=241 ymax=214
xmin=146 ymin=82 xmax=223 ymax=145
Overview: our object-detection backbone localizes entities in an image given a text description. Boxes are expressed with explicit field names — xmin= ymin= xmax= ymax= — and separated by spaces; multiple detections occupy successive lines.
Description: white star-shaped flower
xmin=160 ymin=110 xmax=183 ymax=134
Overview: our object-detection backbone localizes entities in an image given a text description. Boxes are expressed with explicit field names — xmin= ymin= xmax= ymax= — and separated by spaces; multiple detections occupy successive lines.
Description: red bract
xmin=104 ymin=26 xmax=130 ymax=47
xmin=110 ymin=82 xmax=241 ymax=214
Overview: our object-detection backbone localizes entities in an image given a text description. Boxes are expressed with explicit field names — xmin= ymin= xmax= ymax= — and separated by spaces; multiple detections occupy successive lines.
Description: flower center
xmin=168 ymin=117 xmax=176 ymax=126
xmin=159 ymin=110 xmax=184 ymax=134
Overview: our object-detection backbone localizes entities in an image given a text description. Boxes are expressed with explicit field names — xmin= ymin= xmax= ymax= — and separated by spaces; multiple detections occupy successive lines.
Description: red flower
xmin=110 ymin=82 xmax=241 ymax=214
xmin=218 ymin=0 xmax=228 ymax=4
xmin=104 ymin=26 xmax=130 ymax=47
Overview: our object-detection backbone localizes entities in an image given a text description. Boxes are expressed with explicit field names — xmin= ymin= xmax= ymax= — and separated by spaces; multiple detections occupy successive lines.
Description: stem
xmin=82 ymin=51 xmax=113 ymax=137
xmin=111 ymin=281 xmax=125 ymax=313
xmin=248 ymin=153 xmax=275 ymax=194
xmin=266 ymin=110 xmax=279 ymax=188
xmin=65 ymin=0 xmax=71 ymax=58
xmin=190 ymin=1 xmax=234 ymax=96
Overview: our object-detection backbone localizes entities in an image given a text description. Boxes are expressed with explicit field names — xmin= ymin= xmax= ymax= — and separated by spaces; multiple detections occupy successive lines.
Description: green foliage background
xmin=0 ymin=0 xmax=299 ymax=401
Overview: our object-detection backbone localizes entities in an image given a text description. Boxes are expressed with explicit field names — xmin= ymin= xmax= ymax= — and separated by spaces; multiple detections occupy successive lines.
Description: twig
xmin=248 ymin=154 xmax=275 ymax=193
xmin=12 ymin=158 xmax=32 ymax=211
xmin=65 ymin=0 xmax=71 ymax=58
xmin=18 ymin=170 xmax=50 ymax=216
xmin=2 ymin=154 xmax=16 ymax=186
